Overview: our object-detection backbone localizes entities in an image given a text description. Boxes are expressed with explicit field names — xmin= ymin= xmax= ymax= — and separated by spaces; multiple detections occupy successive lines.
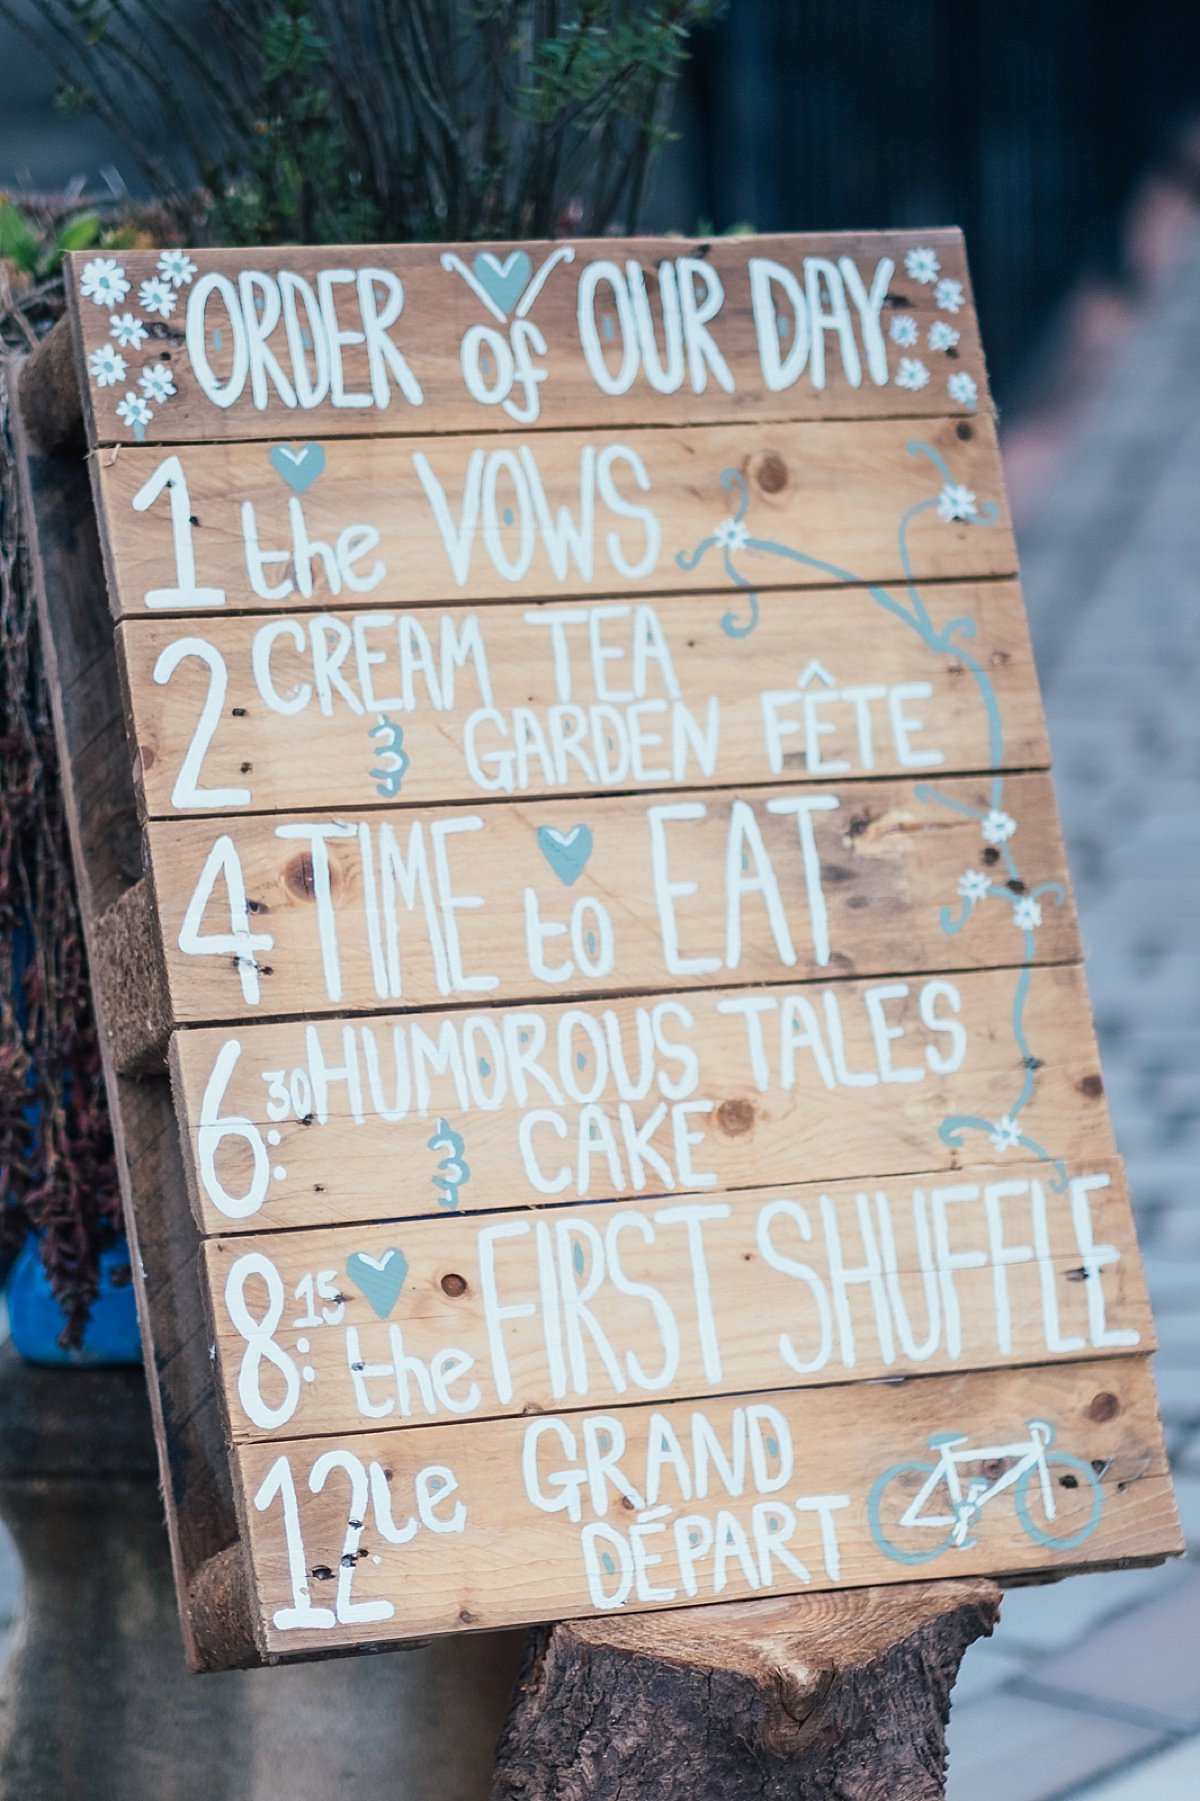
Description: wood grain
xmin=9 ymin=382 xmax=241 ymax=1668
xmin=46 ymin=225 xmax=1180 ymax=1664
xmin=235 ymin=1356 xmax=1181 ymax=1653
xmin=204 ymin=1158 xmax=1150 ymax=1442
xmin=492 ymin=1583 xmax=1002 ymax=1801
xmin=170 ymin=962 xmax=1114 ymax=1236
xmin=90 ymin=414 xmax=1014 ymax=619
xmin=66 ymin=231 xmax=990 ymax=447
xmin=145 ymin=771 xmax=1077 ymax=1024
xmin=117 ymin=580 xmax=1048 ymax=819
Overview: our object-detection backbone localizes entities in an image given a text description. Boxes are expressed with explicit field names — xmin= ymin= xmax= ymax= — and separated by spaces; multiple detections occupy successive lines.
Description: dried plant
xmin=0 ymin=358 xmax=121 ymax=1343
xmin=0 ymin=2 xmax=720 ymax=1339
xmin=0 ymin=1 xmax=724 ymax=245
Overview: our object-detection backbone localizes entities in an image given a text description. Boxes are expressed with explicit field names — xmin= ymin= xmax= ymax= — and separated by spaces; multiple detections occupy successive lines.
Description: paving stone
xmin=0 ymin=1518 xmax=19 ymax=1681
xmin=1153 ymin=1367 xmax=1200 ymax=1427
xmin=1166 ymin=1470 xmax=1200 ymax=1550
xmin=952 ymin=1641 xmax=1030 ymax=1705
xmin=946 ymin=228 xmax=1200 ymax=1800
xmin=1152 ymin=1314 xmax=1200 ymax=1368
xmin=1068 ymin=1732 xmax=1200 ymax=1800
xmin=1139 ymin=1256 xmax=1200 ymax=1312
xmin=1129 ymin=1191 xmax=1200 ymax=1246
xmin=1175 ymin=1431 xmax=1200 ymax=1473
xmin=0 ymin=1521 xmax=18 ymax=1629
xmin=1031 ymin=1570 xmax=1200 ymax=1728
xmin=993 ymin=1562 xmax=1178 ymax=1654
xmin=945 ymin=1691 xmax=1163 ymax=1801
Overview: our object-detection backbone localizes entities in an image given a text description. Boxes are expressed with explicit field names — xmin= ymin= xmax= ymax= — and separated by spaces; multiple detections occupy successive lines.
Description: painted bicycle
xmin=868 ymin=1420 xmax=1104 ymax=1565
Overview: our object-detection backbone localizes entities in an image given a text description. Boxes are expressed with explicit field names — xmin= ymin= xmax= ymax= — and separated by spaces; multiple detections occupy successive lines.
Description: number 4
xmin=179 ymin=834 xmax=273 ymax=1004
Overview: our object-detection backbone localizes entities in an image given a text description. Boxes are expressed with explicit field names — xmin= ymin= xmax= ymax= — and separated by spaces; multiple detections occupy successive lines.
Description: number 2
xmin=153 ymin=638 xmax=251 ymax=809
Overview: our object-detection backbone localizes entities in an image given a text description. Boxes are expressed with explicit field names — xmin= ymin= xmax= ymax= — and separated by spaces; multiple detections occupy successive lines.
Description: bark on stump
xmin=493 ymin=1582 xmax=1000 ymax=1801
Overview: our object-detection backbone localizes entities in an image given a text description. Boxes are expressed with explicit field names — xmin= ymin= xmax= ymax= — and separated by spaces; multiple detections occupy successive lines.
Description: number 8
xmin=225 ymin=1251 xmax=300 ymax=1430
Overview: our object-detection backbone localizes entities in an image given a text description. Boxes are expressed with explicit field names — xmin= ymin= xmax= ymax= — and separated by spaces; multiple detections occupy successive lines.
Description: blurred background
xmin=1 ymin=4 xmax=1199 ymax=1798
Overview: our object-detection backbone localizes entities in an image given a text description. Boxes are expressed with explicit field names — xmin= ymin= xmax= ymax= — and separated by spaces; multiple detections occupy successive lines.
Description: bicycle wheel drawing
xmin=868 ymin=1459 xmax=958 ymax=1564
xmin=1014 ymin=1451 xmax=1104 ymax=1548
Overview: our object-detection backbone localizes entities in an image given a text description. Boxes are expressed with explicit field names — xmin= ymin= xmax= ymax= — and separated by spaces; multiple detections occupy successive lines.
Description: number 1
xmin=253 ymin=1456 xmax=335 ymax=1631
xmin=132 ymin=455 xmax=226 ymax=609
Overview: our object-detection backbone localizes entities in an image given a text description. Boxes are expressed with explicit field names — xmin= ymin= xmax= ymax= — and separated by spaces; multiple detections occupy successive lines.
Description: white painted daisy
xmin=957 ymin=869 xmax=992 ymax=902
xmin=935 ymin=277 xmax=965 ymax=313
xmin=889 ymin=314 xmax=918 ymax=347
xmin=157 ymin=249 xmax=197 ymax=288
xmin=138 ymin=276 xmax=176 ymax=318
xmin=948 ymin=371 xmax=978 ymax=409
xmin=936 ymin=481 xmax=978 ymax=523
xmin=1012 ymin=895 xmax=1043 ymax=931
xmin=895 ymin=356 xmax=929 ymax=391
xmin=87 ymin=344 xmax=126 ymax=388
xmin=904 ymin=246 xmax=940 ymax=284
xmin=109 ymin=312 xmax=147 ymax=350
xmin=989 ymin=1115 xmax=1022 ymax=1155
xmin=139 ymin=362 xmax=176 ymax=402
xmin=981 ymin=807 xmax=1016 ymax=845
xmin=713 ymin=517 xmax=748 ymax=553
xmin=928 ymin=319 xmax=960 ymax=351
xmin=79 ymin=257 xmax=130 ymax=307
xmin=116 ymin=391 xmax=153 ymax=431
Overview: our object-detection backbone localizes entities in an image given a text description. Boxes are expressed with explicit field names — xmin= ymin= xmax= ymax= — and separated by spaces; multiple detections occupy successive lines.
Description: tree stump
xmin=492 ymin=1581 xmax=1000 ymax=1801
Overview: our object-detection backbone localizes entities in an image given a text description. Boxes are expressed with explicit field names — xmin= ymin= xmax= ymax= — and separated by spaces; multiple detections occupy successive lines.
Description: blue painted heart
xmin=269 ymin=442 xmax=326 ymax=494
xmin=346 ymin=1248 xmax=408 ymax=1320
xmin=473 ymin=250 xmax=532 ymax=316
xmin=536 ymin=823 xmax=594 ymax=886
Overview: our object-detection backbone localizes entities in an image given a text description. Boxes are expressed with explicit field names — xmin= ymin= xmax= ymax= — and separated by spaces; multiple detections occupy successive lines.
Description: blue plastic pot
xmin=6 ymin=1232 xmax=141 ymax=1365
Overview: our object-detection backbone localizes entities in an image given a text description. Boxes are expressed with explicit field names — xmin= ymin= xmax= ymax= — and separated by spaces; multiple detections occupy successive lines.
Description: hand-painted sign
xmin=52 ymin=231 xmax=1179 ymax=1662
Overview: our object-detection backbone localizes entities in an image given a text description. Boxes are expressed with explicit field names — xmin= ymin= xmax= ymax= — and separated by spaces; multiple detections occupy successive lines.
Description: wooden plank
xmin=89 ymin=414 xmax=1014 ymax=620
xmin=235 ymin=1356 xmax=1180 ymax=1654
xmin=170 ymin=962 xmax=1114 ymax=1236
xmin=45 ymin=224 xmax=1180 ymax=1663
xmin=204 ymin=1158 xmax=1150 ymax=1443
xmin=65 ymin=231 xmax=991 ymax=447
xmin=9 ymin=390 xmax=243 ymax=1665
xmin=116 ymin=580 xmax=1049 ymax=819
xmin=146 ymin=771 xmax=1077 ymax=1025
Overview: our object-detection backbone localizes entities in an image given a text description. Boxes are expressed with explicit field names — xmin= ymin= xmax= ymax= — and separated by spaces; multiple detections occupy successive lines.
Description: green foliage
xmin=0 ymin=0 xmax=724 ymax=246
xmin=0 ymin=201 xmax=102 ymax=278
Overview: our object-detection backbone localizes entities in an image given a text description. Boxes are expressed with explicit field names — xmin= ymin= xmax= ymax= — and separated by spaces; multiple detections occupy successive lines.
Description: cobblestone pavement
xmin=947 ymin=225 xmax=1200 ymax=1801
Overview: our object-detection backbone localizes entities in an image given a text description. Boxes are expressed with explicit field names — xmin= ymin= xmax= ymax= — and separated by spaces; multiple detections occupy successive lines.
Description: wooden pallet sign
xmin=14 ymin=230 xmax=1180 ymax=1669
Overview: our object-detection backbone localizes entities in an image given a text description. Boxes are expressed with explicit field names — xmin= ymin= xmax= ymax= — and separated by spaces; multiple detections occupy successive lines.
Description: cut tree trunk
xmin=493 ymin=1581 xmax=1000 ymax=1801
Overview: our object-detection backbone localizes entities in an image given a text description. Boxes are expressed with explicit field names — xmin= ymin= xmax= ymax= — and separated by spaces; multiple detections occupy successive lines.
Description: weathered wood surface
xmin=235 ymin=1356 xmax=1179 ymax=1655
xmin=116 ymin=580 xmax=1047 ymax=819
xmin=41 ymin=224 xmax=1180 ymax=1665
xmin=204 ymin=1158 xmax=1149 ymax=1442
xmin=171 ymin=961 xmax=1114 ymax=1236
xmin=90 ymin=877 xmax=172 ymax=1074
xmin=8 ymin=371 xmax=242 ymax=1668
xmin=145 ymin=771 xmax=1076 ymax=1025
xmin=90 ymin=415 xmax=1013 ymax=619
xmin=66 ymin=231 xmax=990 ymax=446
xmin=491 ymin=1582 xmax=1002 ymax=1801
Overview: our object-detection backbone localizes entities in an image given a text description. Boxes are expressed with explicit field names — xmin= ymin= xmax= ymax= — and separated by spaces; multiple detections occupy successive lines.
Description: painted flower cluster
xmin=891 ymin=247 xmax=978 ymax=411
xmin=79 ymin=251 xmax=197 ymax=435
